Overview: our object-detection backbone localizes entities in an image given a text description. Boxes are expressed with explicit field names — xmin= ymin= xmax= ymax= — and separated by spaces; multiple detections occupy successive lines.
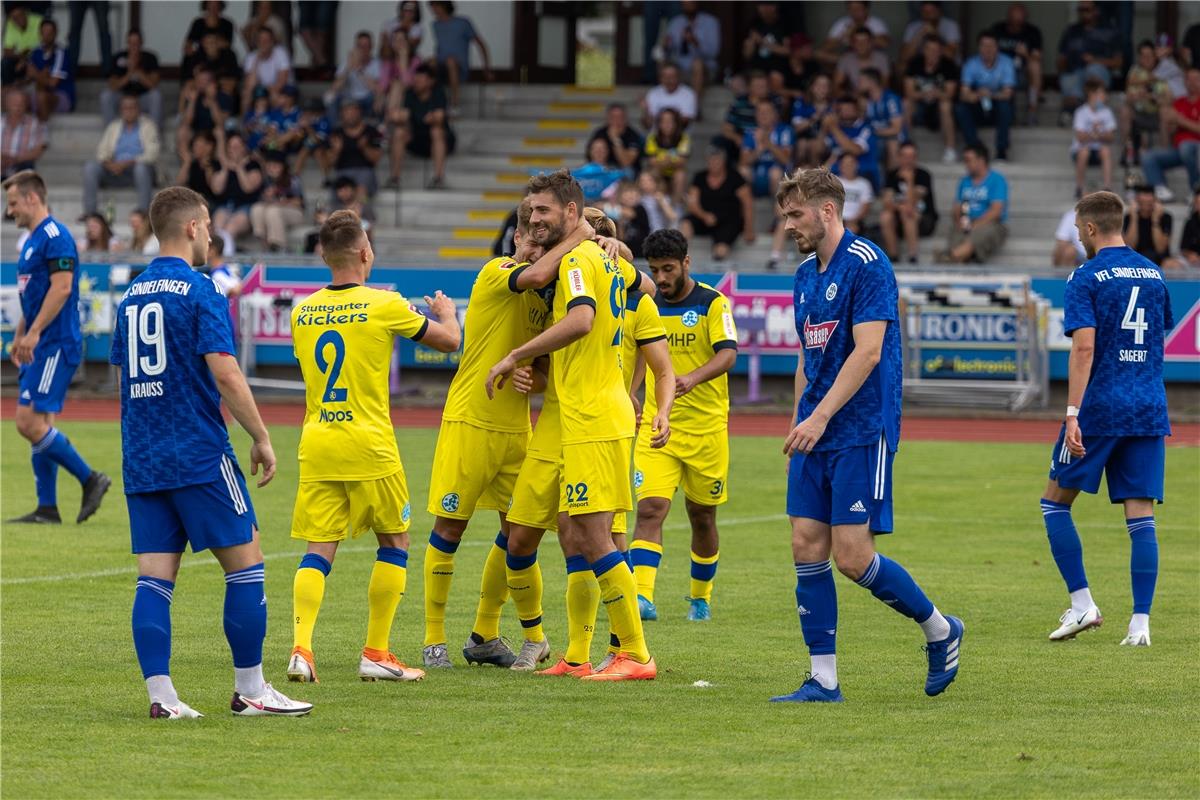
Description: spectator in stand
xmin=326 ymin=30 xmax=382 ymax=121
xmin=242 ymin=87 xmax=274 ymax=152
xmin=241 ymin=26 xmax=291 ymax=112
xmin=573 ymin=137 xmax=626 ymax=202
xmin=294 ymin=97 xmax=333 ymax=184
xmin=29 ymin=19 xmax=74 ymax=121
xmin=175 ymin=65 xmax=231 ymax=160
xmin=387 ymin=63 xmax=454 ymax=189
xmin=250 ymin=151 xmax=304 ymax=252
xmin=2 ymin=5 xmax=42 ymax=85
xmin=1176 ymin=188 xmax=1200 ymax=269
xmin=1123 ymin=184 xmax=1173 ymax=265
xmin=329 ymin=175 xmax=376 ymax=244
xmin=643 ymin=107 xmax=690 ymax=204
xmin=78 ymin=212 xmax=117 ymax=253
xmin=955 ymin=31 xmax=1016 ymax=162
xmin=822 ymin=95 xmax=880 ymax=189
xmin=683 ymin=139 xmax=754 ymax=261
xmin=740 ymin=100 xmax=793 ymax=199
xmin=67 ymin=0 xmax=112 ymax=77
xmin=176 ymin=129 xmax=219 ymax=207
xmin=184 ymin=1 xmax=235 ymax=59
xmin=937 ymin=143 xmax=1008 ymax=264
xmin=723 ymin=71 xmax=774 ymax=149
xmin=642 ymin=62 xmax=696 ymax=129
xmin=836 ymin=152 xmax=874 ymax=234
xmin=905 ymin=34 xmax=959 ymax=163
xmin=587 ymin=102 xmax=643 ymax=177
xmin=1141 ymin=66 xmax=1200 ymax=201
xmin=380 ymin=28 xmax=421 ymax=117
xmin=1057 ymin=1 xmax=1122 ymax=117
xmin=743 ymin=2 xmax=791 ymax=81
xmin=380 ymin=1 xmax=422 ymax=61
xmin=1121 ymin=41 xmax=1173 ymax=166
xmin=860 ymin=67 xmax=905 ymax=169
xmin=835 ymin=26 xmax=889 ymax=94
xmin=262 ymin=84 xmax=301 ymax=155
xmin=900 ymin=1 xmax=961 ymax=64
xmin=181 ymin=30 xmax=241 ymax=105
xmin=1185 ymin=24 xmax=1200 ymax=68
xmin=662 ymin=1 xmax=721 ymax=117
xmin=1052 ymin=207 xmax=1086 ymax=267
xmin=206 ymin=235 xmax=242 ymax=296
xmin=82 ymin=93 xmax=158 ymax=218
xmin=1 ymin=88 xmax=47 ymax=179
xmin=638 ymin=169 xmax=679 ymax=233
xmin=820 ymin=1 xmax=889 ymax=68
xmin=1154 ymin=35 xmax=1186 ymax=100
xmin=775 ymin=34 xmax=820 ymax=105
xmin=120 ymin=207 xmax=159 ymax=255
xmin=986 ymin=3 xmax=1043 ymax=124
xmin=331 ymin=101 xmax=382 ymax=197
xmin=791 ymin=72 xmax=832 ymax=166
xmin=241 ymin=1 xmax=290 ymax=55
xmin=430 ymin=1 xmax=492 ymax=110
xmin=102 ymin=29 xmax=161 ymax=128
xmin=614 ymin=180 xmax=651 ymax=258
xmin=210 ymin=131 xmax=263 ymax=253
xmin=296 ymin=0 xmax=337 ymax=67
xmin=880 ymin=141 xmax=937 ymax=263
xmin=1070 ymin=79 xmax=1115 ymax=198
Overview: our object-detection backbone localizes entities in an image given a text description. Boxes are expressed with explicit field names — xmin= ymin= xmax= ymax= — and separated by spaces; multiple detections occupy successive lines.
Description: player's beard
xmin=533 ymin=217 xmax=566 ymax=248
xmin=192 ymin=238 xmax=207 ymax=267
xmin=659 ymin=274 xmax=685 ymax=300
xmin=1082 ymin=237 xmax=1097 ymax=260
xmin=790 ymin=222 xmax=824 ymax=255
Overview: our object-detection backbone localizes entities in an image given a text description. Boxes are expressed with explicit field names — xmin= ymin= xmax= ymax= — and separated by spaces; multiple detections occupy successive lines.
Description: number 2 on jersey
xmin=314 ymin=330 xmax=349 ymax=402
xmin=124 ymin=302 xmax=166 ymax=378
xmin=1121 ymin=286 xmax=1148 ymax=345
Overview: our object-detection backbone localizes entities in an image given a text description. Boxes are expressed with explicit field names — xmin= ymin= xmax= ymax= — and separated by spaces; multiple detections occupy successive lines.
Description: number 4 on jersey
xmin=1122 ymin=286 xmax=1148 ymax=346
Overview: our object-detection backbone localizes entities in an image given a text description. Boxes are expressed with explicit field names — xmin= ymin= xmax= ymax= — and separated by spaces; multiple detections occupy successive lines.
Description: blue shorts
xmin=1049 ymin=426 xmax=1165 ymax=503
xmin=18 ymin=348 xmax=78 ymax=414
xmin=127 ymin=458 xmax=257 ymax=554
xmin=787 ymin=436 xmax=894 ymax=533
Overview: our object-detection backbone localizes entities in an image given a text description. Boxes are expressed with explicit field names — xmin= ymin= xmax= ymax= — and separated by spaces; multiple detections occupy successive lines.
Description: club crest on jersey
xmin=23 ymin=247 xmax=33 ymax=261
xmin=803 ymin=316 xmax=839 ymax=350
xmin=825 ymin=283 xmax=838 ymax=301
xmin=441 ymin=493 xmax=460 ymax=513
xmin=681 ymin=310 xmax=699 ymax=328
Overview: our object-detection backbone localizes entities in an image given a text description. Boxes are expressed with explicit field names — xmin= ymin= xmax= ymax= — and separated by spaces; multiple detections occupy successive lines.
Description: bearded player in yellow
xmin=486 ymin=170 xmax=662 ymax=681
xmin=286 ymin=210 xmax=462 ymax=684
xmin=630 ymin=228 xmax=738 ymax=623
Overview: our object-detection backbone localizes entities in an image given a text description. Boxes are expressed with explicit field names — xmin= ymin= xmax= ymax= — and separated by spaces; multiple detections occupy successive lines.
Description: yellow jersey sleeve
xmin=707 ymin=292 xmax=738 ymax=350
xmin=633 ymin=292 xmax=667 ymax=344
xmin=559 ymin=251 xmax=600 ymax=313
xmin=379 ymin=293 xmax=430 ymax=341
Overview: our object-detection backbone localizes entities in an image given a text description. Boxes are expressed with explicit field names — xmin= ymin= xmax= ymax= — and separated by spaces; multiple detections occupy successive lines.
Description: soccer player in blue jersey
xmin=1040 ymin=191 xmax=1173 ymax=647
xmin=4 ymin=170 xmax=110 ymax=525
xmin=111 ymin=186 xmax=310 ymax=719
xmin=772 ymin=168 xmax=962 ymax=703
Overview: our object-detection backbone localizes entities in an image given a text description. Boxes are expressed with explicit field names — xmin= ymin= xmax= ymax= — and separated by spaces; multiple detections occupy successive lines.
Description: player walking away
xmin=287 ymin=210 xmax=461 ymax=684
xmin=486 ymin=169 xmax=664 ymax=681
xmin=4 ymin=170 xmax=110 ymax=525
xmin=630 ymin=228 xmax=738 ymax=623
xmin=1041 ymin=191 xmax=1173 ymax=647
xmin=111 ymin=186 xmax=310 ymax=718
xmin=772 ymin=169 xmax=962 ymax=703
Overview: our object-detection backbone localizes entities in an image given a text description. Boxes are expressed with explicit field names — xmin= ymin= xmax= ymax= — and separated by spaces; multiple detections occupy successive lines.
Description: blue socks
xmin=38 ymin=428 xmax=91 ymax=484
xmin=590 ymin=550 xmax=625 ymax=578
xmin=132 ymin=576 xmax=174 ymax=679
xmin=506 ymin=550 xmax=537 ymax=571
xmin=31 ymin=432 xmax=59 ymax=507
xmin=856 ymin=553 xmax=935 ymax=623
xmin=223 ymin=563 xmax=266 ymax=670
xmin=1041 ymin=500 xmax=1089 ymax=593
xmin=299 ymin=552 xmax=332 ymax=575
xmin=565 ymin=554 xmax=589 ymax=575
xmin=795 ymin=561 xmax=837 ymax=656
xmin=1127 ymin=517 xmax=1158 ymax=615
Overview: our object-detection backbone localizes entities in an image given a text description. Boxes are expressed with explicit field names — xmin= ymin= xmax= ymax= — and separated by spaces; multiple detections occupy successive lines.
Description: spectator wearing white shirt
xmin=1070 ymin=79 xmax=1116 ymax=197
xmin=1052 ymin=208 xmax=1086 ymax=266
xmin=326 ymin=31 xmax=382 ymax=120
xmin=821 ymin=0 xmax=890 ymax=68
xmin=241 ymin=26 xmax=291 ymax=112
xmin=642 ymin=63 xmax=697 ymax=129
xmin=901 ymin=1 xmax=961 ymax=63
xmin=836 ymin=151 xmax=875 ymax=233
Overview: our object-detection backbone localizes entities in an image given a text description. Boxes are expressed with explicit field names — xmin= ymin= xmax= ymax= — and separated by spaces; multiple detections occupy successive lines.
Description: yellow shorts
xmin=427 ymin=420 xmax=528 ymax=519
xmin=291 ymin=470 xmax=411 ymax=542
xmin=634 ymin=426 xmax=729 ymax=506
xmin=507 ymin=455 xmax=562 ymax=533
xmin=560 ymin=438 xmax=634 ymax=516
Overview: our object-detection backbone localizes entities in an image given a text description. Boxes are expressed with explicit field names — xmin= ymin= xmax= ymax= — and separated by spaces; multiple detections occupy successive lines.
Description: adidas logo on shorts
xmin=849 ymin=500 xmax=867 ymax=513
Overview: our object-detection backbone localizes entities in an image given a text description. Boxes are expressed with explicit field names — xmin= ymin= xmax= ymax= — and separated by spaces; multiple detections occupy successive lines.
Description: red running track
xmin=4 ymin=397 xmax=1197 ymax=446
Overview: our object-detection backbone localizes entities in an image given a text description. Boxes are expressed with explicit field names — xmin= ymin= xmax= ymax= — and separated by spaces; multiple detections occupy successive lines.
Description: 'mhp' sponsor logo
xmin=667 ymin=332 xmax=697 ymax=347
xmin=319 ymin=408 xmax=354 ymax=422
xmin=916 ymin=312 xmax=1021 ymax=343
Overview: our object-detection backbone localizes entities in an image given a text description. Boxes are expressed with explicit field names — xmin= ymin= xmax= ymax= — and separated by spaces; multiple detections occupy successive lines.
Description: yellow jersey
xmin=291 ymin=284 xmax=429 ymax=481
xmin=620 ymin=287 xmax=667 ymax=392
xmin=643 ymin=281 xmax=738 ymax=434
xmin=551 ymin=240 xmax=640 ymax=445
xmin=443 ymin=256 xmax=551 ymax=433
xmin=526 ymin=367 xmax=561 ymax=460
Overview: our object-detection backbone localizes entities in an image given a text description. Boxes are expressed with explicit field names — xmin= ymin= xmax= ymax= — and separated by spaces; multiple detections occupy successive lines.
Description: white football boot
xmin=1049 ymin=606 xmax=1103 ymax=641
xmin=230 ymin=683 xmax=313 ymax=716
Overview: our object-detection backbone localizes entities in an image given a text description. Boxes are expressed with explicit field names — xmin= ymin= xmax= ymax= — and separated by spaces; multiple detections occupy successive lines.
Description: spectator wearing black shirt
xmin=184 ymin=0 xmax=236 ymax=60
xmin=1123 ymin=185 xmax=1172 ymax=265
xmin=904 ymin=35 xmax=958 ymax=163
xmin=682 ymin=141 xmax=754 ymax=261
xmin=1057 ymin=0 xmax=1122 ymax=115
xmin=880 ymin=141 xmax=937 ymax=262
xmin=181 ymin=30 xmax=241 ymax=97
xmin=985 ymin=3 xmax=1043 ymax=122
xmin=615 ymin=180 xmax=651 ymax=258
xmin=388 ymin=63 xmax=455 ymax=189
xmin=175 ymin=65 xmax=231 ymax=159
xmin=743 ymin=2 xmax=791 ymax=80
xmin=176 ymin=129 xmax=219 ymax=207
xmin=587 ymin=103 xmax=643 ymax=177
xmin=210 ymin=131 xmax=263 ymax=252
xmin=100 ymin=29 xmax=161 ymax=127
xmin=331 ymin=101 xmax=382 ymax=198
xmin=1176 ymin=188 xmax=1200 ymax=269
xmin=774 ymin=34 xmax=820 ymax=105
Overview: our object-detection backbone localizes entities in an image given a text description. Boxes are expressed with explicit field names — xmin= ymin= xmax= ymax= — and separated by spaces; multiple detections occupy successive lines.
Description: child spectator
xmin=1052 ymin=208 xmax=1086 ymax=267
xmin=638 ymin=170 xmax=679 ymax=233
xmin=242 ymin=87 xmax=273 ymax=152
xmin=1070 ymin=79 xmax=1116 ymax=197
xmin=615 ymin=180 xmax=651 ymax=258
xmin=211 ymin=131 xmax=264 ymax=253
xmin=880 ymin=141 xmax=938 ymax=263
xmin=643 ymin=107 xmax=690 ymax=205
xmin=836 ymin=152 xmax=874 ymax=234
xmin=262 ymin=84 xmax=301 ymax=154
xmin=176 ymin=65 xmax=233 ymax=159
xmin=430 ymin=1 xmax=492 ymax=110
xmin=176 ymin=130 xmax=220 ymax=207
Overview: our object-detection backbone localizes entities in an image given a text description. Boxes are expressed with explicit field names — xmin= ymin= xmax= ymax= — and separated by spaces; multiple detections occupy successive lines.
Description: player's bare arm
xmin=676 ymin=348 xmax=737 ymax=396
xmin=641 ymin=338 xmax=674 ymax=448
xmin=511 ymin=355 xmax=549 ymax=395
xmin=485 ymin=304 xmax=595 ymax=398
xmin=13 ymin=270 xmax=72 ymax=364
xmin=785 ymin=320 xmax=886 ymax=456
xmin=1065 ymin=326 xmax=1095 ymax=458
xmin=415 ymin=290 xmax=462 ymax=352
xmin=204 ymin=352 xmax=276 ymax=486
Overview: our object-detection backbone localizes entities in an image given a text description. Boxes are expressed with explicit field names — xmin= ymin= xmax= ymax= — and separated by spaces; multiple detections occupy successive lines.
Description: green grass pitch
xmin=2 ymin=422 xmax=1197 ymax=798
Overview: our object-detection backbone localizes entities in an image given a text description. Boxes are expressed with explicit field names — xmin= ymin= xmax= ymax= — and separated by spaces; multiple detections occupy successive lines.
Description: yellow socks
xmin=292 ymin=553 xmax=331 ymax=652
xmin=471 ymin=533 xmax=510 ymax=641
xmin=629 ymin=539 xmax=663 ymax=602
xmin=364 ymin=547 xmax=408 ymax=653
xmin=689 ymin=550 xmax=719 ymax=603
xmin=423 ymin=532 xmax=458 ymax=647
xmin=594 ymin=551 xmax=650 ymax=663
xmin=564 ymin=555 xmax=600 ymax=665
xmin=506 ymin=550 xmax=545 ymax=643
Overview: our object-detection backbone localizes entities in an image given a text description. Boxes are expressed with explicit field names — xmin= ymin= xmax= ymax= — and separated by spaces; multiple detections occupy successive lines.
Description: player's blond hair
xmin=1 ymin=169 xmax=47 ymax=203
xmin=776 ymin=168 xmax=845 ymax=213
xmin=319 ymin=209 xmax=367 ymax=263
xmin=1075 ymin=191 xmax=1124 ymax=235
xmin=517 ymin=197 xmax=533 ymax=233
xmin=148 ymin=186 xmax=207 ymax=240
xmin=583 ymin=206 xmax=617 ymax=237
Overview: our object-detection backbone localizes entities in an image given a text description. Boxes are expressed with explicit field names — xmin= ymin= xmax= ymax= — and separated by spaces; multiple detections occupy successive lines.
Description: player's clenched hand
xmin=649 ymin=410 xmax=670 ymax=448
xmin=596 ymin=235 xmax=622 ymax=262
xmin=511 ymin=365 xmax=535 ymax=394
xmin=784 ymin=414 xmax=827 ymax=456
xmin=425 ymin=290 xmax=456 ymax=320
xmin=675 ymin=372 xmax=698 ymax=396
xmin=485 ymin=353 xmax=518 ymax=399
xmin=249 ymin=439 xmax=277 ymax=487
xmin=1064 ymin=417 xmax=1086 ymax=458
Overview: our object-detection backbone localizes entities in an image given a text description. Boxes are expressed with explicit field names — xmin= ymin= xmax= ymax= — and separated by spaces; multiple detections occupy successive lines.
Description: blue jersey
xmin=956 ymin=170 xmax=1009 ymax=222
xmin=793 ymin=231 xmax=902 ymax=451
xmin=826 ymin=118 xmax=880 ymax=179
xmin=30 ymin=46 xmax=75 ymax=107
xmin=742 ymin=123 xmax=795 ymax=166
xmin=1063 ymin=246 xmax=1173 ymax=437
xmin=109 ymin=257 xmax=239 ymax=494
xmin=866 ymin=91 xmax=905 ymax=138
xmin=17 ymin=215 xmax=81 ymax=364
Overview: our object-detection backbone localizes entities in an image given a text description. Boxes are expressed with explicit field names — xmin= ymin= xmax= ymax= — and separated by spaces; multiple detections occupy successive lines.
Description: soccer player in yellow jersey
xmin=630 ymin=228 xmax=738 ymax=623
xmin=285 ymin=210 xmax=461 ymax=684
xmin=486 ymin=170 xmax=665 ymax=681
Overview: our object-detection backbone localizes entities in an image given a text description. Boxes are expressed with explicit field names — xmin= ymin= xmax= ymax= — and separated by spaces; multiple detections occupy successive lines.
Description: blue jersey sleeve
xmin=195 ymin=279 xmax=236 ymax=355
xmin=1062 ymin=270 xmax=1096 ymax=335
xmin=885 ymin=92 xmax=903 ymax=118
xmin=43 ymin=229 xmax=78 ymax=274
xmin=1164 ymin=283 xmax=1175 ymax=330
xmin=110 ymin=301 xmax=127 ymax=366
xmin=989 ymin=173 xmax=1009 ymax=207
xmin=851 ymin=260 xmax=898 ymax=325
